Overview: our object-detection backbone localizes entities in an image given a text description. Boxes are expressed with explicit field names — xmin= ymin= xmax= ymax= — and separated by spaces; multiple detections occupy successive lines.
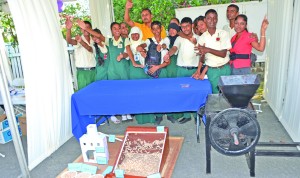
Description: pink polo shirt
xmin=230 ymin=30 xmax=257 ymax=68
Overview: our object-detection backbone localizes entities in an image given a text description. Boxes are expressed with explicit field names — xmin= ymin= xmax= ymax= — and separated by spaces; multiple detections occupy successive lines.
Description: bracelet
xmin=261 ymin=36 xmax=266 ymax=38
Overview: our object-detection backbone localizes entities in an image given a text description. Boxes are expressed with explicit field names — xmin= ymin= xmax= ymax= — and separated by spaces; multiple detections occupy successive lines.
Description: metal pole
xmin=0 ymin=29 xmax=30 ymax=178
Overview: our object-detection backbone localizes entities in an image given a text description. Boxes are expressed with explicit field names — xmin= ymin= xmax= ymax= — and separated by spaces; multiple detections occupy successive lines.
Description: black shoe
xmin=178 ymin=117 xmax=186 ymax=123
xmin=179 ymin=117 xmax=191 ymax=124
xmin=167 ymin=116 xmax=176 ymax=123
xmin=155 ymin=117 xmax=163 ymax=125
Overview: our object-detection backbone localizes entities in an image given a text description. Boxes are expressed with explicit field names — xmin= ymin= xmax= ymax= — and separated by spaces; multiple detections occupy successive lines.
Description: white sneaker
xmin=121 ymin=115 xmax=127 ymax=121
xmin=110 ymin=115 xmax=120 ymax=124
xmin=126 ymin=114 xmax=133 ymax=120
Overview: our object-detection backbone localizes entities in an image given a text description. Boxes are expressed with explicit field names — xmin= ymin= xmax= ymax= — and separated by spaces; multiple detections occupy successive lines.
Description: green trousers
xmin=77 ymin=69 xmax=96 ymax=90
xmin=207 ymin=64 xmax=231 ymax=94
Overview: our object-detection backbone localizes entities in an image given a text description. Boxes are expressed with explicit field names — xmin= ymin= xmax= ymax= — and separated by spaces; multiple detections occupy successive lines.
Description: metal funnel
xmin=218 ymin=74 xmax=260 ymax=108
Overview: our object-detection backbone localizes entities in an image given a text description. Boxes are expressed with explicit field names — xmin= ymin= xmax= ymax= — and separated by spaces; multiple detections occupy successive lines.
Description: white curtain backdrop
xmin=89 ymin=0 xmax=114 ymax=37
xmin=8 ymin=0 xmax=74 ymax=170
xmin=264 ymin=0 xmax=293 ymax=119
xmin=280 ymin=0 xmax=300 ymax=141
xmin=265 ymin=0 xmax=300 ymax=141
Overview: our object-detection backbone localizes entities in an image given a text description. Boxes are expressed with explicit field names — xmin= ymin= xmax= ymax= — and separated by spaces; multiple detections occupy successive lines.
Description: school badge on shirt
xmin=118 ymin=43 xmax=123 ymax=48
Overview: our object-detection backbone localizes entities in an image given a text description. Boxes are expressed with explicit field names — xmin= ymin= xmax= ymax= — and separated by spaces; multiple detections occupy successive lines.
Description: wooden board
xmin=57 ymin=136 xmax=184 ymax=178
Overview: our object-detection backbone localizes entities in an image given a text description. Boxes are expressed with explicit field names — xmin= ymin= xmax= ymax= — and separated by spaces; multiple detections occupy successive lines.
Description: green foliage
xmin=0 ymin=12 xmax=18 ymax=46
xmin=59 ymin=3 xmax=91 ymax=39
xmin=113 ymin=0 xmax=256 ymax=29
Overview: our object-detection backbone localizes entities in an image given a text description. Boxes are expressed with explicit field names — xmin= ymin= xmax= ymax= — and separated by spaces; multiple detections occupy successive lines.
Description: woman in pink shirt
xmin=230 ymin=14 xmax=269 ymax=75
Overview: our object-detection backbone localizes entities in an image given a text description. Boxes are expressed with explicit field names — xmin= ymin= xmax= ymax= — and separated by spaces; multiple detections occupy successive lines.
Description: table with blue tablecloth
xmin=71 ymin=77 xmax=212 ymax=140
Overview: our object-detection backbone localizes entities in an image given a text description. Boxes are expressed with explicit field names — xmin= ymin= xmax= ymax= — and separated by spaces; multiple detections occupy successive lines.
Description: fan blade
xmin=228 ymin=140 xmax=247 ymax=151
xmin=240 ymin=123 xmax=258 ymax=136
xmin=211 ymin=126 xmax=230 ymax=140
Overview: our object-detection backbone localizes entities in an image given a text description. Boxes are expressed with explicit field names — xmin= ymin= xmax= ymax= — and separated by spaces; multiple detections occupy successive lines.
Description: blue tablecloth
xmin=71 ymin=77 xmax=212 ymax=140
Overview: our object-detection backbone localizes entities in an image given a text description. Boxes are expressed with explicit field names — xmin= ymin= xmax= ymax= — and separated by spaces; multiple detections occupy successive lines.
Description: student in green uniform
xmin=126 ymin=27 xmax=147 ymax=79
xmin=77 ymin=20 xmax=132 ymax=123
xmin=125 ymin=26 xmax=153 ymax=124
xmin=92 ymin=29 xmax=109 ymax=81
xmin=66 ymin=17 xmax=96 ymax=90
xmin=164 ymin=17 xmax=200 ymax=124
xmin=165 ymin=23 xmax=180 ymax=78
xmin=136 ymin=21 xmax=170 ymax=125
xmin=163 ymin=23 xmax=183 ymax=123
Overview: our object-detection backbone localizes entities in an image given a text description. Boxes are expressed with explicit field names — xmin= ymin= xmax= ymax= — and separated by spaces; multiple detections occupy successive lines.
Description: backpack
xmin=144 ymin=38 xmax=161 ymax=78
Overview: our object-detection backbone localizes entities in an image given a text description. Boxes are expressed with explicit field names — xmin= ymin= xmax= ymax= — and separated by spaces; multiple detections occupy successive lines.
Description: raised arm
xmin=75 ymin=35 xmax=93 ymax=52
xmin=77 ymin=20 xmax=106 ymax=42
xmin=251 ymin=16 xmax=269 ymax=52
xmin=124 ymin=1 xmax=135 ymax=27
xmin=65 ymin=17 xmax=77 ymax=45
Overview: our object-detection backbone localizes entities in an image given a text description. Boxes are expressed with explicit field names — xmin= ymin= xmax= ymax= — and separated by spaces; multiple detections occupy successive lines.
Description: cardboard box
xmin=0 ymin=114 xmax=19 ymax=131
xmin=0 ymin=114 xmax=23 ymax=144
xmin=0 ymin=124 xmax=22 ymax=144
xmin=18 ymin=115 xmax=26 ymax=136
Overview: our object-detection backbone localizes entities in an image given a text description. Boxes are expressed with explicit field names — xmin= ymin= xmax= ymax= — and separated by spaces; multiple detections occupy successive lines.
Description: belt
xmin=77 ymin=67 xmax=95 ymax=71
xmin=179 ymin=66 xmax=197 ymax=70
xmin=230 ymin=53 xmax=250 ymax=60
xmin=208 ymin=63 xmax=229 ymax=69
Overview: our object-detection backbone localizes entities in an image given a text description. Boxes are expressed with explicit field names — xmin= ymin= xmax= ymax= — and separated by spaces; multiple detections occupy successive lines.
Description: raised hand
xmin=65 ymin=16 xmax=73 ymax=30
xmin=126 ymin=0 xmax=133 ymax=9
xmin=77 ymin=19 xmax=86 ymax=30
xmin=261 ymin=15 xmax=269 ymax=31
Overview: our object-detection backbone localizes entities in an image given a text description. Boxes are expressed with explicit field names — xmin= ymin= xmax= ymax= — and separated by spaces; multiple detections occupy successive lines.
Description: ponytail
xmin=94 ymin=42 xmax=104 ymax=66
xmin=93 ymin=28 xmax=104 ymax=66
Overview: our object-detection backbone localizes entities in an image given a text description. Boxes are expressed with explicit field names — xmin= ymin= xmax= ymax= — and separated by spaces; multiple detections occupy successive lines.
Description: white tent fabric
xmin=264 ymin=0 xmax=293 ymax=119
xmin=279 ymin=0 xmax=300 ymax=141
xmin=265 ymin=0 xmax=300 ymax=141
xmin=89 ymin=0 xmax=114 ymax=37
xmin=7 ymin=0 xmax=74 ymax=170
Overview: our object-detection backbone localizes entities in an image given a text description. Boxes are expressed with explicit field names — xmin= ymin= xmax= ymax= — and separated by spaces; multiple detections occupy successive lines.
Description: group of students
xmin=65 ymin=2 xmax=269 ymax=125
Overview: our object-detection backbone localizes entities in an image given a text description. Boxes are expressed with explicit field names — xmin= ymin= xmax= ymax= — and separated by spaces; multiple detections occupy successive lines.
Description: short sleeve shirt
xmin=230 ymin=30 xmax=256 ymax=68
xmin=134 ymin=22 xmax=167 ymax=41
xmin=105 ymin=36 xmax=129 ymax=48
xmin=73 ymin=35 xmax=96 ymax=68
xmin=174 ymin=35 xmax=200 ymax=67
xmin=198 ymin=29 xmax=231 ymax=67
xmin=223 ymin=24 xmax=236 ymax=39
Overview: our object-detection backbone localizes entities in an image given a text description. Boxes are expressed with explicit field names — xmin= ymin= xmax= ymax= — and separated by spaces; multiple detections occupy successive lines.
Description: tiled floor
xmin=1 ymin=101 xmax=300 ymax=178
